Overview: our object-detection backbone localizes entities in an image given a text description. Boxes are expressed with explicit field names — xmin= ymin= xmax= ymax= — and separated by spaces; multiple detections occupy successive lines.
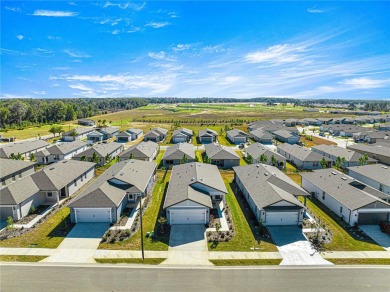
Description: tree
xmin=158 ymin=216 xmax=167 ymax=234
xmin=358 ymin=154 xmax=369 ymax=166
xmin=0 ymin=107 xmax=10 ymax=128
xmin=9 ymin=101 xmax=28 ymax=126
xmin=270 ymin=155 xmax=277 ymax=166
xmin=69 ymin=129 xmax=78 ymax=141
xmin=92 ymin=152 xmax=100 ymax=165
xmin=320 ymin=157 xmax=327 ymax=169
xmin=180 ymin=154 xmax=188 ymax=164
xmin=203 ymin=154 xmax=211 ymax=164
xmin=259 ymin=154 xmax=268 ymax=164
xmin=49 ymin=126 xmax=57 ymax=137
xmin=10 ymin=153 xmax=23 ymax=160
xmin=335 ymin=156 xmax=342 ymax=169
xmin=80 ymin=155 xmax=87 ymax=162
xmin=129 ymin=153 xmax=134 ymax=160
xmin=29 ymin=153 xmax=36 ymax=162
xmin=105 ymin=154 xmax=111 ymax=163
xmin=97 ymin=119 xmax=101 ymax=127
xmin=102 ymin=119 xmax=107 ymax=128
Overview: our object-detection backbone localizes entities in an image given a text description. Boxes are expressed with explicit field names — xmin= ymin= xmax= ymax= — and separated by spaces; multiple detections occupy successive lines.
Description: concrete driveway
xmin=268 ymin=226 xmax=332 ymax=265
xmin=43 ymin=223 xmax=109 ymax=263
xmin=162 ymin=224 xmax=211 ymax=266
xmin=359 ymin=225 xmax=390 ymax=251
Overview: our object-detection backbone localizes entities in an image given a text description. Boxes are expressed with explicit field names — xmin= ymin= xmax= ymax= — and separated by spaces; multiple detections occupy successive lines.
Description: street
xmin=1 ymin=263 xmax=389 ymax=291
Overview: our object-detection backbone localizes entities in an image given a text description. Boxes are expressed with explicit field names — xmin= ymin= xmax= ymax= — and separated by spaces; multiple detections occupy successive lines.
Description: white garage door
xmin=174 ymin=137 xmax=186 ymax=143
xmin=75 ymin=208 xmax=111 ymax=223
xmin=265 ymin=211 xmax=298 ymax=225
xmin=170 ymin=209 xmax=206 ymax=225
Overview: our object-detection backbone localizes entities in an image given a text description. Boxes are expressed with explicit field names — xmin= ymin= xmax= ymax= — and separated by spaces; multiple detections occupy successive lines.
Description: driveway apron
xmin=162 ymin=224 xmax=211 ymax=266
xmin=359 ymin=225 xmax=390 ymax=251
xmin=42 ymin=223 xmax=109 ymax=263
xmin=268 ymin=226 xmax=333 ymax=265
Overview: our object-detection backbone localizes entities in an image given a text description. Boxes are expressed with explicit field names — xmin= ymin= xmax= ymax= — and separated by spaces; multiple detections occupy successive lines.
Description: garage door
xmin=170 ymin=209 xmax=206 ymax=225
xmin=75 ymin=208 xmax=111 ymax=223
xmin=174 ymin=137 xmax=186 ymax=143
xmin=201 ymin=137 xmax=213 ymax=144
xmin=265 ymin=211 xmax=299 ymax=225
xmin=358 ymin=212 xmax=389 ymax=225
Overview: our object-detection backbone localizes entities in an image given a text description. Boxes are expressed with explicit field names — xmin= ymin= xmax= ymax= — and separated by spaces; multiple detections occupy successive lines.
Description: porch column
xmin=56 ymin=191 xmax=60 ymax=205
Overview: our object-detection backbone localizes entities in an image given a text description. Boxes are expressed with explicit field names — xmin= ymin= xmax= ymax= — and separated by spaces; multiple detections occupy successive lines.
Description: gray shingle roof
xmin=127 ymin=128 xmax=143 ymax=135
xmin=39 ymin=141 xmax=87 ymax=156
xmin=278 ymin=144 xmax=332 ymax=162
xmin=69 ymin=160 xmax=156 ymax=208
xmin=245 ymin=143 xmax=285 ymax=162
xmin=163 ymin=162 xmax=227 ymax=208
xmin=172 ymin=128 xmax=193 ymax=137
xmin=98 ymin=127 xmax=119 ymax=135
xmin=73 ymin=142 xmax=123 ymax=159
xmin=119 ymin=141 xmax=158 ymax=160
xmin=311 ymin=145 xmax=376 ymax=163
xmin=199 ymin=129 xmax=218 ymax=137
xmin=204 ymin=144 xmax=240 ymax=160
xmin=0 ymin=175 xmax=40 ymax=205
xmin=163 ymin=143 xmax=195 ymax=160
xmin=0 ymin=159 xmax=35 ymax=180
xmin=347 ymin=144 xmax=390 ymax=157
xmin=233 ymin=164 xmax=307 ymax=209
xmin=116 ymin=131 xmax=132 ymax=137
xmin=273 ymin=130 xmax=296 ymax=139
xmin=250 ymin=129 xmax=274 ymax=140
xmin=226 ymin=129 xmax=248 ymax=138
xmin=62 ymin=127 xmax=94 ymax=136
xmin=32 ymin=160 xmax=96 ymax=191
xmin=301 ymin=169 xmax=390 ymax=210
xmin=348 ymin=164 xmax=390 ymax=187
xmin=0 ymin=140 xmax=50 ymax=158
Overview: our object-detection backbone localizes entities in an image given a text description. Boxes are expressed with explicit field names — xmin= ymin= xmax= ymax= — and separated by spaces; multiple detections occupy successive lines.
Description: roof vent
xmin=49 ymin=167 xmax=54 ymax=170
xmin=264 ymin=173 xmax=268 ymax=176
xmin=200 ymin=178 xmax=203 ymax=181
xmin=382 ymin=166 xmax=388 ymax=169
xmin=256 ymin=165 xmax=260 ymax=168
xmin=331 ymin=171 xmax=337 ymax=175
xmin=341 ymin=177 xmax=347 ymax=181
xmin=191 ymin=177 xmax=195 ymax=181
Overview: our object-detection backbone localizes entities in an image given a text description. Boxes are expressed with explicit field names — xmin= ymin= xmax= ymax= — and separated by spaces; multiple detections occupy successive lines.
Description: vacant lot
xmin=300 ymin=135 xmax=337 ymax=147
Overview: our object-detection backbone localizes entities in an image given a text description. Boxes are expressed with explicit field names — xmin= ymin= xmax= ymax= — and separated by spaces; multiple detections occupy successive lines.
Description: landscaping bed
xmin=114 ymin=208 xmax=133 ymax=227
xmin=207 ymin=204 xmax=236 ymax=244
xmin=16 ymin=205 xmax=51 ymax=225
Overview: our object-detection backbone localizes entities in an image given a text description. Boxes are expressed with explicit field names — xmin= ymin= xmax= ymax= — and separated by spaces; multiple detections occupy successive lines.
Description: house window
xmin=379 ymin=184 xmax=383 ymax=192
xmin=74 ymin=179 xmax=77 ymax=186
xmin=81 ymin=176 xmax=83 ymax=182
xmin=128 ymin=193 xmax=134 ymax=200
xmin=84 ymin=173 xmax=87 ymax=179
xmin=12 ymin=175 xmax=15 ymax=181
xmin=213 ymin=195 xmax=222 ymax=200
xmin=54 ymin=155 xmax=60 ymax=160
xmin=19 ymin=173 xmax=22 ymax=178
xmin=47 ymin=192 xmax=53 ymax=197
xmin=340 ymin=206 xmax=343 ymax=213
xmin=322 ymin=192 xmax=325 ymax=200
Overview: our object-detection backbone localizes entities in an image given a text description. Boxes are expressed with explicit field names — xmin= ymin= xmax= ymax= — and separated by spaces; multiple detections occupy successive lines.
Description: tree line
xmin=0 ymin=98 xmax=148 ymax=129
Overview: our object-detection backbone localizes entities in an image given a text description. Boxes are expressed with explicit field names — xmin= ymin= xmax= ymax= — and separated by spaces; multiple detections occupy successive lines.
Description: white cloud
xmin=103 ymin=1 xmax=145 ymax=11
xmin=68 ymin=2 xmax=77 ymax=6
xmin=16 ymin=35 xmax=24 ymax=40
xmin=48 ymin=36 xmax=61 ymax=40
xmin=148 ymin=51 xmax=175 ymax=62
xmin=64 ymin=49 xmax=91 ymax=58
xmin=111 ymin=29 xmax=121 ymax=35
xmin=245 ymin=44 xmax=304 ymax=64
xmin=307 ymin=8 xmax=326 ymax=14
xmin=173 ymin=44 xmax=191 ymax=52
xmin=127 ymin=27 xmax=142 ymax=33
xmin=168 ymin=12 xmax=178 ymax=18
xmin=340 ymin=77 xmax=390 ymax=89
xmin=0 ymin=93 xmax=34 ymax=99
xmin=4 ymin=7 xmax=22 ymax=13
xmin=69 ymin=83 xmax=94 ymax=92
xmin=32 ymin=90 xmax=47 ymax=95
xmin=32 ymin=10 xmax=78 ymax=17
xmin=145 ymin=21 xmax=169 ymax=29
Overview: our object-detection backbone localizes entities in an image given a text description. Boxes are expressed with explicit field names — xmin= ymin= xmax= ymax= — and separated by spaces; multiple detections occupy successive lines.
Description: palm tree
xmin=29 ymin=153 xmax=36 ymax=162
xmin=158 ymin=216 xmax=167 ymax=234
xmin=180 ymin=154 xmax=188 ymax=164
xmin=92 ymin=152 xmax=100 ymax=165
xmin=270 ymin=155 xmax=277 ymax=166
xmin=129 ymin=153 xmax=134 ymax=160
xmin=246 ymin=154 xmax=253 ymax=164
xmin=105 ymin=154 xmax=111 ymax=163
xmin=69 ymin=129 xmax=78 ymax=141
xmin=80 ymin=156 xmax=87 ymax=162
xmin=320 ymin=157 xmax=327 ymax=169
xmin=259 ymin=154 xmax=268 ymax=164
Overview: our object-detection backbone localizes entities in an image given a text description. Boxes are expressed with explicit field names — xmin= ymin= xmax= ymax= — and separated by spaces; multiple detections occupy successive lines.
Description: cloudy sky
xmin=1 ymin=1 xmax=389 ymax=99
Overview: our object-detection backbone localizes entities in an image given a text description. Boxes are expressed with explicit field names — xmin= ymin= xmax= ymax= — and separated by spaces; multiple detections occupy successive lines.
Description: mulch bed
xmin=16 ymin=205 xmax=51 ymax=225
xmin=114 ymin=208 xmax=133 ymax=227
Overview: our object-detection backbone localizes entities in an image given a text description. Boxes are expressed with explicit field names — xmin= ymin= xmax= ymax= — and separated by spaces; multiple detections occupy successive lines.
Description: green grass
xmin=210 ymin=259 xmax=282 ymax=266
xmin=154 ymin=150 xmax=165 ymax=168
xmin=235 ymin=150 xmax=248 ymax=166
xmin=95 ymin=258 xmax=166 ymax=265
xmin=95 ymin=159 xmax=118 ymax=176
xmin=98 ymin=170 xmax=170 ymax=250
xmin=326 ymin=258 xmax=390 ymax=265
xmin=2 ymin=123 xmax=78 ymax=140
xmin=195 ymin=150 xmax=204 ymax=162
xmin=0 ymin=255 xmax=48 ymax=262
xmin=0 ymin=207 xmax=73 ymax=248
xmin=303 ymin=198 xmax=383 ymax=251
xmin=208 ymin=172 xmax=277 ymax=252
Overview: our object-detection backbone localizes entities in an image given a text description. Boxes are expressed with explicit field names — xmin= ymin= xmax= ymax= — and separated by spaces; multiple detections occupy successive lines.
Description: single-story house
xmin=273 ymin=130 xmax=300 ymax=144
xmin=171 ymin=128 xmax=193 ymax=144
xmin=226 ymin=129 xmax=249 ymax=145
xmin=284 ymin=119 xmax=299 ymax=127
xmin=234 ymin=164 xmax=309 ymax=225
xmin=348 ymin=164 xmax=390 ymax=196
xmin=119 ymin=141 xmax=158 ymax=162
xmin=364 ymin=131 xmax=390 ymax=144
xmin=36 ymin=141 xmax=88 ymax=165
xmin=69 ymin=160 xmax=156 ymax=223
xmin=162 ymin=143 xmax=195 ymax=167
xmin=163 ymin=162 xmax=227 ymax=225
xmin=244 ymin=143 xmax=286 ymax=168
xmin=301 ymin=118 xmax=323 ymax=126
xmin=0 ymin=159 xmax=35 ymax=187
xmin=311 ymin=145 xmax=377 ymax=168
xmin=204 ymin=144 xmax=240 ymax=169
xmin=0 ymin=160 xmax=95 ymax=221
xmin=62 ymin=127 xmax=94 ymax=142
xmin=116 ymin=131 xmax=132 ymax=143
xmin=250 ymin=129 xmax=274 ymax=144
xmin=78 ymin=119 xmax=95 ymax=126
xmin=301 ymin=169 xmax=390 ymax=225
xmin=72 ymin=142 xmax=124 ymax=166
xmin=87 ymin=131 xmax=104 ymax=143
xmin=126 ymin=128 xmax=143 ymax=140
xmin=0 ymin=140 xmax=50 ymax=159
xmin=97 ymin=127 xmax=119 ymax=140
xmin=379 ymin=123 xmax=390 ymax=131
xmin=198 ymin=129 xmax=218 ymax=144
xmin=144 ymin=128 xmax=168 ymax=142
xmin=347 ymin=144 xmax=390 ymax=165
xmin=277 ymin=143 xmax=333 ymax=170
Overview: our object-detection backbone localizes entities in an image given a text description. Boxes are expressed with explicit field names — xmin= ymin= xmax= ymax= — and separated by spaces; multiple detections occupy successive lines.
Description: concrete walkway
xmin=13 ymin=204 xmax=57 ymax=229
xmin=359 ymin=225 xmax=390 ymax=251
xmin=161 ymin=224 xmax=211 ymax=266
xmin=94 ymin=250 xmax=168 ymax=259
xmin=209 ymin=252 xmax=282 ymax=260
xmin=322 ymin=251 xmax=390 ymax=258
xmin=42 ymin=223 xmax=109 ymax=263
xmin=268 ymin=226 xmax=333 ymax=265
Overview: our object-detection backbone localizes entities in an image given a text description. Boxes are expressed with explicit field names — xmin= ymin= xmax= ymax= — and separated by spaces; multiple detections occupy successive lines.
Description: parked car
xmin=379 ymin=221 xmax=390 ymax=235
xmin=238 ymin=143 xmax=245 ymax=149
xmin=319 ymin=132 xmax=325 ymax=137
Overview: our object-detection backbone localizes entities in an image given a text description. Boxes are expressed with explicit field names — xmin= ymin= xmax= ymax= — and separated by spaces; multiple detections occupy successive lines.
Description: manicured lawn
xmin=326 ymin=258 xmax=390 ymax=265
xmin=210 ymin=259 xmax=282 ymax=266
xmin=286 ymin=173 xmax=302 ymax=186
xmin=95 ymin=258 xmax=166 ymax=265
xmin=218 ymin=134 xmax=235 ymax=146
xmin=0 ymin=255 xmax=48 ymax=262
xmin=98 ymin=170 xmax=170 ymax=251
xmin=285 ymin=162 xmax=298 ymax=173
xmin=195 ymin=150 xmax=204 ymax=162
xmin=95 ymin=159 xmax=118 ymax=176
xmin=0 ymin=207 xmax=73 ymax=248
xmin=208 ymin=171 xmax=277 ymax=252
xmin=235 ymin=150 xmax=248 ymax=166
xmin=302 ymin=198 xmax=383 ymax=251
xmin=155 ymin=150 xmax=165 ymax=168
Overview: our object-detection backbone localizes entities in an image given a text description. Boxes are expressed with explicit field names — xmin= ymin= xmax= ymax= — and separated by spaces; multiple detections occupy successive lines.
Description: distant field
xmin=1 ymin=123 xmax=78 ymax=140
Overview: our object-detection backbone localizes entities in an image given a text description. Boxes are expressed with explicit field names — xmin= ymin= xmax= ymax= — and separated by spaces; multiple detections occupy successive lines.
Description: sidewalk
xmin=322 ymin=251 xmax=390 ymax=259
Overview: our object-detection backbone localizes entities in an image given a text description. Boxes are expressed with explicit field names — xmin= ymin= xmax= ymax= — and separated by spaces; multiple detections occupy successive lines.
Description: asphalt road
xmin=1 ymin=264 xmax=390 ymax=292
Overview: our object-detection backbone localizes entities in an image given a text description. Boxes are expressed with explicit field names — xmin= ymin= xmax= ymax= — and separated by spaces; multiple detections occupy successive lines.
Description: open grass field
xmin=1 ymin=123 xmax=79 ymax=140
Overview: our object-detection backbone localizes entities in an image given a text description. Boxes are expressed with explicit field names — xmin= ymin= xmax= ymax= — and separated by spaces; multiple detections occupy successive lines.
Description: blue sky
xmin=1 ymin=1 xmax=389 ymax=99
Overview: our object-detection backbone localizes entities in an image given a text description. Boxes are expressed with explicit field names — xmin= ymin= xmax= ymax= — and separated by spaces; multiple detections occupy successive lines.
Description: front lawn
xmin=303 ymin=198 xmax=383 ymax=251
xmin=98 ymin=170 xmax=170 ymax=251
xmin=210 ymin=259 xmax=282 ymax=266
xmin=0 ymin=255 xmax=48 ymax=262
xmin=326 ymin=258 xmax=390 ymax=265
xmin=95 ymin=258 xmax=166 ymax=265
xmin=0 ymin=207 xmax=73 ymax=248
xmin=208 ymin=171 xmax=277 ymax=252
xmin=155 ymin=150 xmax=165 ymax=168
xmin=235 ymin=150 xmax=248 ymax=166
